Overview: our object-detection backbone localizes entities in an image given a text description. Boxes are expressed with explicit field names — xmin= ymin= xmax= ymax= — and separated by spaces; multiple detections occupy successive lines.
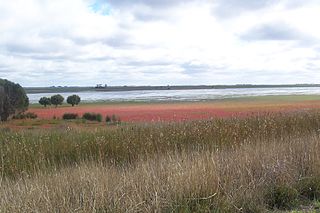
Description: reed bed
xmin=1 ymin=111 xmax=320 ymax=212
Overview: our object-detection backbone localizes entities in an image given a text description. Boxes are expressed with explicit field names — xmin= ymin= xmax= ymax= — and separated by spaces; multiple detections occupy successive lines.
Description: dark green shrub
xmin=296 ymin=177 xmax=320 ymax=200
xmin=106 ymin=115 xmax=111 ymax=123
xmin=12 ymin=114 xmax=25 ymax=119
xmin=26 ymin=112 xmax=37 ymax=119
xmin=62 ymin=113 xmax=78 ymax=120
xmin=82 ymin=113 xmax=102 ymax=122
xmin=265 ymin=185 xmax=299 ymax=210
xmin=96 ymin=114 xmax=102 ymax=122
xmin=13 ymin=112 xmax=37 ymax=119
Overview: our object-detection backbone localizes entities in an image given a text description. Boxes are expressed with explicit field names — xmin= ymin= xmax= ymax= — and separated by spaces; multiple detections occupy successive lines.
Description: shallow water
xmin=27 ymin=87 xmax=320 ymax=104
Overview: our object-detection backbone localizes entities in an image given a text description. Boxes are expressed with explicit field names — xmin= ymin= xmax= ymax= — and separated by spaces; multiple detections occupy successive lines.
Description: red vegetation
xmin=28 ymin=100 xmax=320 ymax=122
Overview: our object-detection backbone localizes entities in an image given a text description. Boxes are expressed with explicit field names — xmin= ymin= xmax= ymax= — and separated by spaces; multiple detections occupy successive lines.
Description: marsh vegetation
xmin=1 ymin=111 xmax=320 ymax=212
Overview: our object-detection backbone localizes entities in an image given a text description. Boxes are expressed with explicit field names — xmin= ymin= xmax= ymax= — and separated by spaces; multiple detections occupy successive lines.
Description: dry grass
xmin=1 ymin=111 xmax=320 ymax=212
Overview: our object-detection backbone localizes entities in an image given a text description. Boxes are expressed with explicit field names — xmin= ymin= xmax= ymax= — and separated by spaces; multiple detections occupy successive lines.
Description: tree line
xmin=39 ymin=94 xmax=81 ymax=107
xmin=0 ymin=78 xmax=82 ymax=121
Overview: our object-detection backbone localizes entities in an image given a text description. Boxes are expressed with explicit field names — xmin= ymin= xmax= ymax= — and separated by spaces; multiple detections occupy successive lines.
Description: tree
xmin=50 ymin=94 xmax=64 ymax=107
xmin=0 ymin=78 xmax=29 ymax=121
xmin=39 ymin=97 xmax=51 ymax=107
xmin=66 ymin=95 xmax=81 ymax=107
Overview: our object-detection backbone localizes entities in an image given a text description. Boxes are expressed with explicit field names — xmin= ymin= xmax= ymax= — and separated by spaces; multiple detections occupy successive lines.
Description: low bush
xmin=13 ymin=114 xmax=23 ymax=119
xmin=62 ymin=113 xmax=78 ymax=120
xmin=265 ymin=185 xmax=299 ymax=210
xmin=12 ymin=112 xmax=37 ymax=120
xmin=82 ymin=112 xmax=102 ymax=122
xmin=296 ymin=177 xmax=320 ymax=200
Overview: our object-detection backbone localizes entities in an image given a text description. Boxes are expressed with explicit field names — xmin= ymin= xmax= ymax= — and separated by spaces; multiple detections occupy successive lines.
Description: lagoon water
xmin=27 ymin=87 xmax=320 ymax=104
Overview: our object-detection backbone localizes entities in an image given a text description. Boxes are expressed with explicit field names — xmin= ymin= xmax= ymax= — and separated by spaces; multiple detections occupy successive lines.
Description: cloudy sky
xmin=0 ymin=0 xmax=320 ymax=86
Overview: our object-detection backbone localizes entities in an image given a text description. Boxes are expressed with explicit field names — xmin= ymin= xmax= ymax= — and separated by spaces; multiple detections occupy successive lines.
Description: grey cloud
xmin=305 ymin=60 xmax=320 ymax=71
xmin=106 ymin=0 xmax=317 ymax=16
xmin=2 ymin=50 xmax=74 ymax=62
xmin=28 ymin=54 xmax=71 ymax=61
xmin=222 ymin=70 xmax=293 ymax=84
xmin=105 ymin=0 xmax=203 ymax=21
xmin=3 ymin=38 xmax=111 ymax=63
xmin=104 ymin=36 xmax=129 ymax=48
xmin=4 ymin=39 xmax=71 ymax=56
xmin=4 ymin=43 xmax=53 ymax=55
xmin=180 ymin=62 xmax=209 ymax=74
xmin=212 ymin=0 xmax=316 ymax=18
xmin=181 ymin=62 xmax=229 ymax=75
xmin=283 ymin=0 xmax=319 ymax=9
xmin=117 ymin=58 xmax=173 ymax=67
xmin=240 ymin=23 xmax=310 ymax=41
xmin=132 ymin=10 xmax=167 ymax=22
xmin=102 ymin=32 xmax=138 ymax=48
xmin=0 ymin=66 xmax=11 ymax=74
xmin=37 ymin=25 xmax=131 ymax=50
xmin=65 ymin=30 xmax=138 ymax=49
xmin=85 ymin=55 xmax=115 ymax=62
xmin=106 ymin=0 xmax=195 ymax=8
xmin=37 ymin=27 xmax=100 ymax=47
xmin=212 ymin=0 xmax=276 ymax=18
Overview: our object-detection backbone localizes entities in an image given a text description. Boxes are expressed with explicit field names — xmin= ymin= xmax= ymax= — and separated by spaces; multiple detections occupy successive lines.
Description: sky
xmin=0 ymin=0 xmax=320 ymax=87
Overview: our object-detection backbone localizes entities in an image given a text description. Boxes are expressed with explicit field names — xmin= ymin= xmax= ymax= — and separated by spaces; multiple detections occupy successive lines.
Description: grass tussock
xmin=1 ymin=111 xmax=320 ymax=212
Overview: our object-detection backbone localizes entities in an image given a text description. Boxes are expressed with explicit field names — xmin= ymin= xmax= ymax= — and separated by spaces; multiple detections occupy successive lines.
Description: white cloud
xmin=0 ymin=0 xmax=319 ymax=86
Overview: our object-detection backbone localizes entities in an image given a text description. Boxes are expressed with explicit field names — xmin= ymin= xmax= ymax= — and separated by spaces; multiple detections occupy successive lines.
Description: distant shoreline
xmin=25 ymin=84 xmax=320 ymax=94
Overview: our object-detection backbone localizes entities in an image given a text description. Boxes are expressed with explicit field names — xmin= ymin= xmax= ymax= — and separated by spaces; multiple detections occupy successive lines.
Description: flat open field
xmin=28 ymin=95 xmax=320 ymax=122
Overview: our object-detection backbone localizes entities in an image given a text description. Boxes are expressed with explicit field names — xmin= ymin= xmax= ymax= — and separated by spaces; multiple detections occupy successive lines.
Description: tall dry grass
xmin=1 ymin=111 xmax=320 ymax=178
xmin=1 ymin=111 xmax=320 ymax=212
